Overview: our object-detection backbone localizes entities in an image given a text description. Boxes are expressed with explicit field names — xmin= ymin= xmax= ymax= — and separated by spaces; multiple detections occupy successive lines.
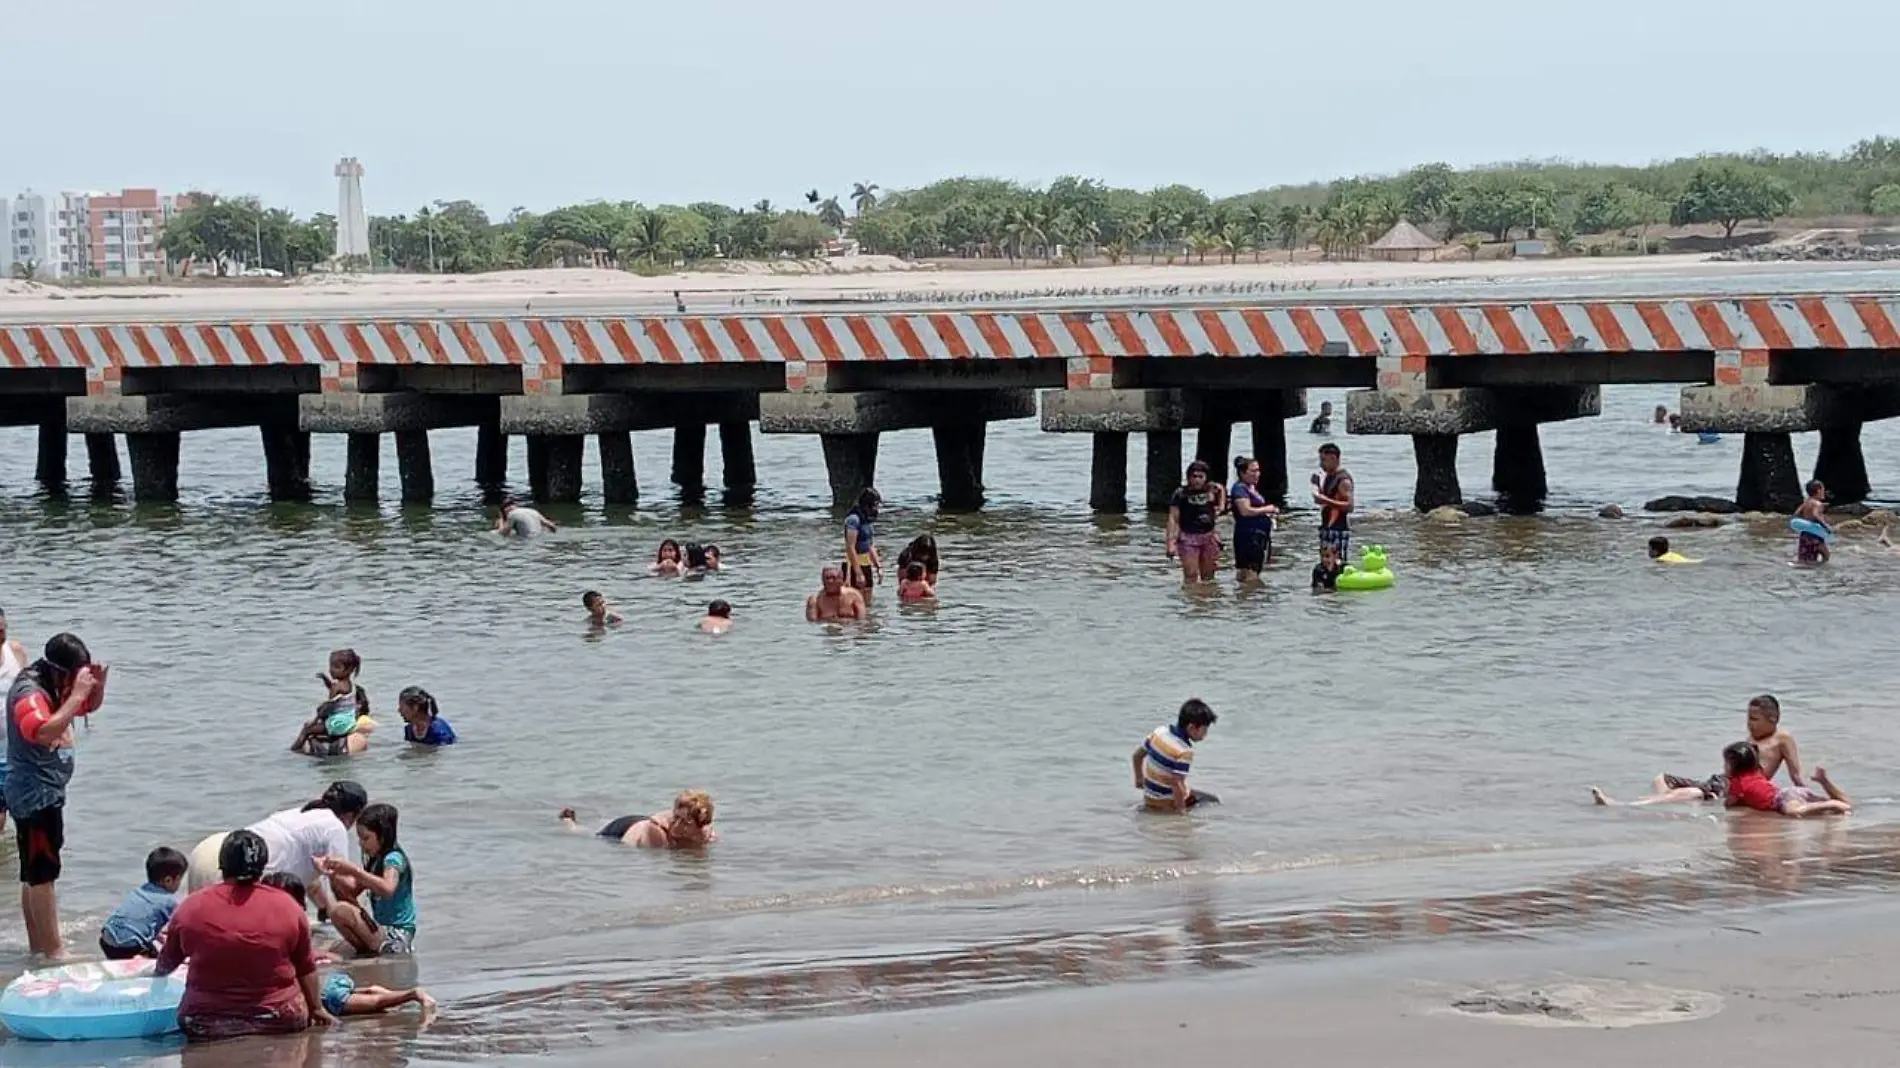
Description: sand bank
xmin=548 ymin=895 xmax=1900 ymax=1068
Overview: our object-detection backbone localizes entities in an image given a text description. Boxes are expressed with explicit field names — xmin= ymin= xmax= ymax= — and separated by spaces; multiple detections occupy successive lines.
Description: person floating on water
xmin=98 ymin=846 xmax=187 ymax=960
xmin=1166 ymin=460 xmax=1224 ymax=584
xmin=397 ymin=687 xmax=455 ymax=746
xmin=896 ymin=562 xmax=937 ymax=602
xmin=806 ymin=566 xmax=867 ymax=622
xmin=562 ymin=790 xmax=717 ymax=848
xmin=1310 ymin=400 xmax=1334 ymax=435
xmin=699 ymin=600 xmax=733 ymax=634
xmin=1647 ymin=536 xmax=1699 ymax=565
xmin=1795 ymin=480 xmax=1831 ymax=564
xmin=582 ymin=590 xmax=623 ymax=627
xmin=496 ymin=497 xmax=557 ymax=537
xmin=1133 ymin=699 xmax=1219 ymax=813
xmin=1668 ymin=413 xmax=1682 ymax=432
xmin=1229 ymin=454 xmax=1279 ymax=585
xmin=1312 ymin=442 xmax=1354 ymax=560
xmin=1311 ymin=543 xmax=1344 ymax=590
xmin=652 ymin=539 xmax=685 ymax=576
xmin=842 ymin=488 xmax=883 ymax=601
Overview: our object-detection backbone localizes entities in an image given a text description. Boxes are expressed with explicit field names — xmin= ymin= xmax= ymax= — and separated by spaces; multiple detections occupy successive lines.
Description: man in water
xmin=582 ymin=591 xmax=623 ymax=626
xmin=805 ymin=566 xmax=867 ymax=623
xmin=1312 ymin=443 xmax=1354 ymax=558
xmin=495 ymin=497 xmax=557 ymax=537
xmin=1132 ymin=699 xmax=1218 ymax=813
xmin=1795 ymin=480 xmax=1830 ymax=564
xmin=8 ymin=633 xmax=105 ymax=959
xmin=699 ymin=600 xmax=733 ymax=634
xmin=1309 ymin=400 xmax=1334 ymax=435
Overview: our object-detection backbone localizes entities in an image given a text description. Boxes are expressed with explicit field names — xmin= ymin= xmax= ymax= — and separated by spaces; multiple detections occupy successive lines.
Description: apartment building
xmin=3 ymin=188 xmax=188 ymax=280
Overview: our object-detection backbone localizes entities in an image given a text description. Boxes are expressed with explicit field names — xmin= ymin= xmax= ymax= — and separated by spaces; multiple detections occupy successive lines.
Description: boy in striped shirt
xmin=1133 ymin=699 xmax=1219 ymax=812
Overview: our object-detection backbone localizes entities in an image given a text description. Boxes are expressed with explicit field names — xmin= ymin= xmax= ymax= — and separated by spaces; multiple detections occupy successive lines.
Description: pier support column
xmin=1737 ymin=433 xmax=1802 ymax=514
xmin=599 ymin=431 xmax=638 ymax=505
xmin=1412 ymin=435 xmax=1463 ymax=511
xmin=719 ymin=421 xmax=756 ymax=505
xmin=1145 ymin=430 xmax=1183 ymax=512
xmin=261 ymin=425 xmax=312 ymax=502
xmin=931 ymin=422 xmax=987 ymax=512
xmin=35 ymin=419 xmax=66 ymax=491
xmin=1193 ymin=421 xmax=1231 ymax=474
xmin=345 ymin=433 xmax=380 ymax=502
xmin=85 ymin=433 xmax=120 ymax=488
xmin=1250 ymin=416 xmax=1288 ymax=507
xmin=126 ymin=432 xmax=180 ymax=503
xmin=820 ymin=433 xmax=880 ymax=509
xmin=476 ymin=422 xmax=508 ymax=488
xmin=1089 ymin=432 xmax=1129 ymax=513
xmin=1813 ymin=423 xmax=1870 ymax=505
xmin=672 ymin=423 xmax=707 ymax=502
xmin=540 ymin=435 xmax=584 ymax=503
xmin=395 ymin=429 xmax=434 ymax=504
xmin=526 ymin=435 xmax=549 ymax=502
xmin=1491 ymin=423 xmax=1548 ymax=514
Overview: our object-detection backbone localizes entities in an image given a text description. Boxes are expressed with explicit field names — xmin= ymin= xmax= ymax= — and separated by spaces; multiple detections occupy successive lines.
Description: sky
xmin=4 ymin=0 xmax=1897 ymax=218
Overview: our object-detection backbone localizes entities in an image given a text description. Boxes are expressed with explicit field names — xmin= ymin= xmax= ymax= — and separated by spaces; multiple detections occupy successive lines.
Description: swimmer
xmin=1311 ymin=543 xmax=1343 ymax=591
xmin=1133 ymin=699 xmax=1219 ymax=812
xmin=1647 ymin=536 xmax=1699 ymax=565
xmin=1309 ymin=399 xmax=1334 ymax=435
xmin=1166 ymin=460 xmax=1224 ymax=583
xmin=1795 ymin=480 xmax=1830 ymax=564
xmin=895 ymin=535 xmax=940 ymax=585
xmin=896 ymin=562 xmax=937 ymax=602
xmin=702 ymin=544 xmax=724 ymax=571
xmin=582 ymin=590 xmax=623 ymax=626
xmin=561 ymin=790 xmax=717 ymax=848
xmin=1668 ymin=413 xmax=1682 ymax=432
xmin=397 ymin=686 xmax=456 ymax=746
xmin=684 ymin=542 xmax=709 ymax=573
xmin=699 ymin=600 xmax=733 ymax=634
xmin=805 ymin=565 xmax=867 ymax=622
xmin=1653 ymin=404 xmax=1669 ymax=425
xmin=652 ymin=539 xmax=685 ymax=576
xmin=496 ymin=496 xmax=557 ymax=537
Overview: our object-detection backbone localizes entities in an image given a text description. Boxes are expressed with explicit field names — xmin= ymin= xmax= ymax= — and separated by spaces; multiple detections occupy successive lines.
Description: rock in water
xmin=1645 ymin=495 xmax=1739 ymax=514
xmin=1666 ymin=514 xmax=1723 ymax=528
xmin=1424 ymin=506 xmax=1465 ymax=524
xmin=1598 ymin=504 xmax=1626 ymax=519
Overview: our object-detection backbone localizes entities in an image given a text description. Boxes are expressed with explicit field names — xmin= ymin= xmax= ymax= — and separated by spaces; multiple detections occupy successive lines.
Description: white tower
xmin=333 ymin=157 xmax=370 ymax=264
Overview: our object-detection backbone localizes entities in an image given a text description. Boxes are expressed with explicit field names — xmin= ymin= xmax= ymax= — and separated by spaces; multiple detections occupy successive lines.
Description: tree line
xmin=156 ymin=137 xmax=1900 ymax=276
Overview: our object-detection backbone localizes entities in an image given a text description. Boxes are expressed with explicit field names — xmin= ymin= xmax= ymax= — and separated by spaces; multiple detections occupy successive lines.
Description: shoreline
xmin=525 ymin=892 xmax=1900 ymax=1068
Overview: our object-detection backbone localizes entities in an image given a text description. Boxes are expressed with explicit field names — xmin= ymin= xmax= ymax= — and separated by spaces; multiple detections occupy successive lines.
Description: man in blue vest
xmin=6 ymin=633 xmax=106 ymax=959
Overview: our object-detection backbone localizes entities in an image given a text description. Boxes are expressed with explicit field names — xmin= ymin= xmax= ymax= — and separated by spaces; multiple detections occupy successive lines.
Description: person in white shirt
xmin=496 ymin=497 xmax=557 ymax=537
xmin=184 ymin=781 xmax=369 ymax=919
xmin=0 ymin=606 xmax=25 ymax=836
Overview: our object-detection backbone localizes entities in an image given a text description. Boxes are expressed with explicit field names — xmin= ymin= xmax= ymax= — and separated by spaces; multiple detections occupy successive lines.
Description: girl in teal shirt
xmin=316 ymin=803 xmax=416 ymax=956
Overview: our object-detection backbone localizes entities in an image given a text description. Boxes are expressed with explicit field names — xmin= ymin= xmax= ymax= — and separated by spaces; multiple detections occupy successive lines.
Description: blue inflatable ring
xmin=1790 ymin=517 xmax=1834 ymax=542
xmin=0 ymin=960 xmax=185 ymax=1041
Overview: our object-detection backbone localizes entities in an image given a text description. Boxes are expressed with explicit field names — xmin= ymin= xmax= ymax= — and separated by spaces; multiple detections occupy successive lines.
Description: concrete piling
xmin=345 ymin=434 xmax=380 ymax=502
xmin=1249 ymin=416 xmax=1288 ymax=507
xmin=35 ymin=420 xmax=66 ymax=491
xmin=719 ymin=421 xmax=756 ymax=504
xmin=599 ymin=431 xmax=638 ymax=505
xmin=819 ymin=433 xmax=879 ymax=509
xmin=260 ymin=424 xmax=312 ymax=502
xmin=126 ymin=432 xmax=181 ymax=503
xmin=931 ymin=422 xmax=987 ymax=512
xmin=475 ymin=422 xmax=508 ymax=488
xmin=672 ymin=423 xmax=707 ymax=501
xmin=1813 ymin=423 xmax=1870 ymax=504
xmin=1089 ymin=432 xmax=1129 ymax=513
xmin=395 ymin=429 xmax=433 ymax=504
xmin=85 ymin=433 xmax=120 ymax=488
xmin=1492 ymin=424 xmax=1548 ymax=514
xmin=1737 ymin=432 xmax=1802 ymax=513
xmin=1145 ymin=429 xmax=1183 ymax=512
xmin=1412 ymin=435 xmax=1463 ymax=512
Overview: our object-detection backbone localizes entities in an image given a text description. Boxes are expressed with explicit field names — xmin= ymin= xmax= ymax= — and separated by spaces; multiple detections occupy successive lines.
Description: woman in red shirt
xmin=156 ymin=829 xmax=333 ymax=1038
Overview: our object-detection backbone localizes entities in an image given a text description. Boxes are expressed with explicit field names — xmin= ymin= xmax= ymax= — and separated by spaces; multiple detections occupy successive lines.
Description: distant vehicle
xmin=240 ymin=267 xmax=284 ymax=278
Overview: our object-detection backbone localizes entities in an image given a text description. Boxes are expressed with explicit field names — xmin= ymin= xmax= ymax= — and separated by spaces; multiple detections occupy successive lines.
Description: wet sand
xmin=560 ymin=895 xmax=1900 ymax=1068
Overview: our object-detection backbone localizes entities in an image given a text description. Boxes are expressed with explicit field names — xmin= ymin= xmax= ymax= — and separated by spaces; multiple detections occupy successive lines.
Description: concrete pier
xmin=85 ymin=433 xmax=120 ymax=488
xmin=125 ymin=432 xmax=180 ymax=503
xmin=672 ymin=423 xmax=707 ymax=501
xmin=931 ymin=422 xmax=988 ymax=512
xmin=1194 ymin=421 xmax=1232 ymax=474
xmin=36 ymin=420 xmax=66 ymax=491
xmin=345 ymin=433 xmax=380 ymax=503
xmin=1412 ymin=434 xmax=1463 ymax=513
xmin=819 ymin=434 xmax=879 ymax=509
xmin=260 ymin=424 xmax=312 ymax=502
xmin=1349 ymin=385 xmax=1598 ymax=512
xmin=1491 ymin=424 xmax=1549 ymax=515
xmin=395 ymin=430 xmax=433 ymax=503
xmin=1249 ymin=416 xmax=1289 ymax=506
xmin=476 ymin=423 xmax=508 ymax=489
xmin=1145 ymin=430 xmax=1183 ymax=512
xmin=1089 ymin=432 xmax=1130 ymax=513
xmin=719 ymin=421 xmax=757 ymax=504
xmin=1813 ymin=424 xmax=1869 ymax=504
xmin=599 ymin=431 xmax=638 ymax=505
xmin=525 ymin=434 xmax=585 ymax=503
xmin=761 ymin=388 xmax=1034 ymax=508
xmin=1042 ymin=387 xmax=1306 ymax=512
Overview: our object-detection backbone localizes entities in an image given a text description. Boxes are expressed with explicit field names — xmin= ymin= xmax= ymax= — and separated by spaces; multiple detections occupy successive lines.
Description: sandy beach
xmin=543 ymin=894 xmax=1900 ymax=1068
xmin=1 ymin=255 xmax=1890 ymax=323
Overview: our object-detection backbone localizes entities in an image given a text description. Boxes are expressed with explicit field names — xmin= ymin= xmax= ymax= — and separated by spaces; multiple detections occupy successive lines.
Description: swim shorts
xmin=320 ymin=972 xmax=356 ymax=1016
xmin=1234 ymin=529 xmax=1270 ymax=572
xmin=303 ymin=735 xmax=351 ymax=758
xmin=15 ymin=805 xmax=63 ymax=886
xmin=377 ymin=925 xmax=415 ymax=956
xmin=1319 ymin=527 xmax=1353 ymax=556
xmin=99 ymin=935 xmax=158 ymax=960
xmin=1797 ymin=533 xmax=1825 ymax=563
xmin=1774 ymin=785 xmax=1827 ymax=811
xmin=842 ymin=561 xmax=874 ymax=590
xmin=179 ymin=1007 xmax=308 ymax=1039
xmin=1176 ymin=530 xmax=1220 ymax=556
xmin=1662 ymin=773 xmax=1727 ymax=800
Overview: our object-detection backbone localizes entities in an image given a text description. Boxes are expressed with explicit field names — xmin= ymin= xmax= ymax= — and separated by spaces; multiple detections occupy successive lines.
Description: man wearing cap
xmin=6 ymin=632 xmax=107 ymax=958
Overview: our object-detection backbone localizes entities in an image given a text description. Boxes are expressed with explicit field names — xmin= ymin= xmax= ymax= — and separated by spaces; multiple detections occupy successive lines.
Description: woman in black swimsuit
xmin=1165 ymin=460 xmax=1225 ymax=584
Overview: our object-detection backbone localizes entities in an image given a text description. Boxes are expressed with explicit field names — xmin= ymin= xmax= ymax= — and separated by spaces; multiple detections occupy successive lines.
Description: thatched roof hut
xmin=1369 ymin=219 xmax=1443 ymax=262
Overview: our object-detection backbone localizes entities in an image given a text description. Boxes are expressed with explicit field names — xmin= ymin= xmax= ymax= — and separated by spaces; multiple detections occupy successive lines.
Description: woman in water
xmin=1228 ymin=455 xmax=1279 ymax=584
xmin=1166 ymin=460 xmax=1225 ymax=584
xmin=560 ymin=790 xmax=717 ymax=848
xmin=652 ymin=539 xmax=685 ymax=576
xmin=842 ymin=488 xmax=883 ymax=600
xmin=895 ymin=534 xmax=941 ymax=586
xmin=397 ymin=686 xmax=456 ymax=746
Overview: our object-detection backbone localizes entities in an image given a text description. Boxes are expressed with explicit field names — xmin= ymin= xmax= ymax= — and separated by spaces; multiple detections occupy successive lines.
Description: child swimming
xmin=896 ymin=562 xmax=937 ymax=602
xmin=698 ymin=600 xmax=732 ymax=634
xmin=582 ymin=590 xmax=624 ymax=626
xmin=1647 ymin=536 xmax=1699 ymax=565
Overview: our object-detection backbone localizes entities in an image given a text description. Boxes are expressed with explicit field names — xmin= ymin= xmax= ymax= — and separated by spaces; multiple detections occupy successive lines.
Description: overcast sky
xmin=4 ymin=0 xmax=1895 ymax=217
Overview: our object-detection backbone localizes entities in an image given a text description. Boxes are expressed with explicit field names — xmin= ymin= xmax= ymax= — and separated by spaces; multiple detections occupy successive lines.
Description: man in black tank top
xmin=1312 ymin=443 xmax=1354 ymax=557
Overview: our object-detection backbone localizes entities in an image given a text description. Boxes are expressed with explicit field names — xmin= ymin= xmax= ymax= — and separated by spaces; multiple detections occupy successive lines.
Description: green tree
xmin=768 ymin=212 xmax=832 ymax=256
xmin=615 ymin=210 xmax=674 ymax=265
xmin=851 ymin=181 xmax=880 ymax=216
xmin=817 ymin=196 xmax=848 ymax=231
xmin=1670 ymin=162 xmax=1795 ymax=244
xmin=1870 ymin=184 xmax=1900 ymax=216
xmin=1400 ymin=162 xmax=1458 ymax=224
xmin=1275 ymin=204 xmax=1309 ymax=260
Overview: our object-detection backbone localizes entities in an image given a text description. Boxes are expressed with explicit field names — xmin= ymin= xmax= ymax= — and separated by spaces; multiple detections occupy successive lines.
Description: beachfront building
xmin=1369 ymin=219 xmax=1443 ymax=262
xmin=2 ymin=188 xmax=189 ymax=280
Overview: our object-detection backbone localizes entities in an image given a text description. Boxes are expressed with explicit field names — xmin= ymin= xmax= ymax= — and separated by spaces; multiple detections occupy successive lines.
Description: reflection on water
xmin=2 ymin=384 xmax=1900 ymax=1065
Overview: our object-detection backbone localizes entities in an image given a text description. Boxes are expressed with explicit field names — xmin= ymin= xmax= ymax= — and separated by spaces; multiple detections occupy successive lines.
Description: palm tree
xmin=851 ymin=181 xmax=880 ymax=216
xmin=1142 ymin=204 xmax=1176 ymax=264
xmin=817 ymin=197 xmax=848 ymax=231
xmin=616 ymin=210 xmax=673 ymax=265
xmin=1001 ymin=206 xmax=1043 ymax=264
xmin=1275 ymin=204 xmax=1310 ymax=261
xmin=753 ymin=199 xmax=774 ymax=217
xmin=1243 ymin=203 xmax=1272 ymax=263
